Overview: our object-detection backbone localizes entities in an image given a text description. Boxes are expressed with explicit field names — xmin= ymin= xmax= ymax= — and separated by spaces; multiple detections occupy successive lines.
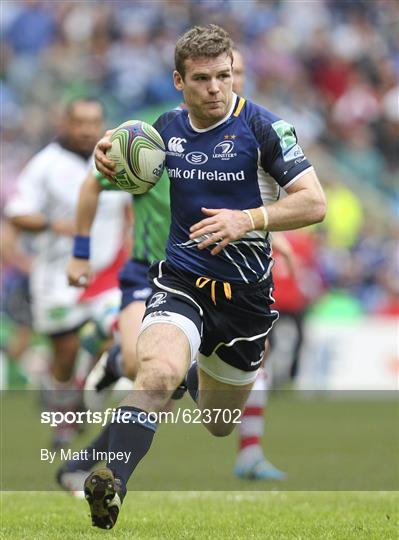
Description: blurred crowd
xmin=1 ymin=0 xmax=398 ymax=327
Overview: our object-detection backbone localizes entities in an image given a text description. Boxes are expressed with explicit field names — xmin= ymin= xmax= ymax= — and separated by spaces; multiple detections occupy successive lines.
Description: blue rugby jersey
xmin=153 ymin=94 xmax=313 ymax=284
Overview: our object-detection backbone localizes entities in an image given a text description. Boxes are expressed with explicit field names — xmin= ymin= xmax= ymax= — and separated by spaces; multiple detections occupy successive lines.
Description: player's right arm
xmin=67 ymin=170 xmax=102 ymax=287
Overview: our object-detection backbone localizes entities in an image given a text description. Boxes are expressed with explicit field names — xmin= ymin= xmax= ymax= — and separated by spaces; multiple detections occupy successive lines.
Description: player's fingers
xmin=97 ymin=136 xmax=113 ymax=149
xmin=197 ymin=232 xmax=224 ymax=250
xmin=96 ymin=163 xmax=115 ymax=177
xmin=98 ymin=142 xmax=112 ymax=153
xmin=210 ymin=238 xmax=230 ymax=255
xmin=189 ymin=224 xmax=219 ymax=240
xmin=98 ymin=166 xmax=116 ymax=180
xmin=197 ymin=238 xmax=214 ymax=250
xmin=190 ymin=217 xmax=218 ymax=234
xmin=95 ymin=141 xmax=114 ymax=160
xmin=101 ymin=162 xmax=116 ymax=176
xmin=201 ymin=207 xmax=222 ymax=216
xmin=96 ymin=151 xmax=115 ymax=169
xmin=95 ymin=161 xmax=116 ymax=179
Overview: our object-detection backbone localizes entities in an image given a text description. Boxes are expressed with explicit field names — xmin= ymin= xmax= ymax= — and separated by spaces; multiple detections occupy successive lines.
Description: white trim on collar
xmin=188 ymin=93 xmax=238 ymax=133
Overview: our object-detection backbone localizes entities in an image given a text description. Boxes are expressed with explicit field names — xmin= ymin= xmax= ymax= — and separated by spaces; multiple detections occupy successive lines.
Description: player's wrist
xmin=73 ymin=235 xmax=91 ymax=259
xmin=242 ymin=207 xmax=268 ymax=232
xmin=242 ymin=209 xmax=255 ymax=231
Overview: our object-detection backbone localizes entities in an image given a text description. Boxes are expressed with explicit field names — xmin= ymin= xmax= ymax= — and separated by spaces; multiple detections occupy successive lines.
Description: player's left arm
xmin=264 ymin=168 xmax=326 ymax=231
xmin=190 ymin=169 xmax=326 ymax=255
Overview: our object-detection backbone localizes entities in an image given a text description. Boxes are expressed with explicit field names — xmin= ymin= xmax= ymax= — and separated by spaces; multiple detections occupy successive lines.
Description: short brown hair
xmin=175 ymin=25 xmax=233 ymax=79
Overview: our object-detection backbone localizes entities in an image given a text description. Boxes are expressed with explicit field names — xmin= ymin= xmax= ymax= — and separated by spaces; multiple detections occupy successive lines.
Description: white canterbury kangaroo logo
xmin=168 ymin=137 xmax=186 ymax=153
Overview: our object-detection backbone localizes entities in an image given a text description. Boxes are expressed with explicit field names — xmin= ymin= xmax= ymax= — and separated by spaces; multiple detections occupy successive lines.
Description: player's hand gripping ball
xmin=107 ymin=120 xmax=166 ymax=194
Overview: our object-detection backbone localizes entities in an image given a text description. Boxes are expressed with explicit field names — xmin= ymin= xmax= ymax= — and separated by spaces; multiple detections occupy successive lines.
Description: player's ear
xmin=173 ymin=70 xmax=184 ymax=91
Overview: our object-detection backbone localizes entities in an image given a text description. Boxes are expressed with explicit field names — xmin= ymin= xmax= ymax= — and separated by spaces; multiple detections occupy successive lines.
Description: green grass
xmin=1 ymin=491 xmax=398 ymax=539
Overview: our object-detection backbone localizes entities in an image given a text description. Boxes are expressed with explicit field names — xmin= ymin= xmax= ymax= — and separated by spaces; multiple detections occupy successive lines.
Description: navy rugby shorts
xmin=118 ymin=259 xmax=153 ymax=311
xmin=142 ymin=260 xmax=279 ymax=377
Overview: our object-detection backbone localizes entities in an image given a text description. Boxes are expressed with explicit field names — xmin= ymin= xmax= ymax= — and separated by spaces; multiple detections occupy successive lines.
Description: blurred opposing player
xmin=4 ymin=98 xmax=130 ymax=447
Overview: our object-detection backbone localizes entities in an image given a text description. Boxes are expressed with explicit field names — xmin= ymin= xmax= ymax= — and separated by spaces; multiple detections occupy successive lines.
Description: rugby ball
xmin=107 ymin=120 xmax=166 ymax=194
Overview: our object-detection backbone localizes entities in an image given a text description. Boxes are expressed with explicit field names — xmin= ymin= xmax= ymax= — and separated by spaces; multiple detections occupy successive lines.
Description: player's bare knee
xmin=137 ymin=357 xmax=181 ymax=396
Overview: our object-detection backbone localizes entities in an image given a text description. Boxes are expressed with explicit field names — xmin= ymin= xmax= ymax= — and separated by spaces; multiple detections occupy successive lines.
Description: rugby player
xmin=87 ymin=25 xmax=326 ymax=529
xmin=4 ymin=98 xmax=130 ymax=447
xmin=57 ymin=48 xmax=292 ymax=492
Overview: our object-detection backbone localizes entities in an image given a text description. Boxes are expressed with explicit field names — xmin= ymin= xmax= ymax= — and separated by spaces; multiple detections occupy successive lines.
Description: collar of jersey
xmin=188 ymin=93 xmax=238 ymax=133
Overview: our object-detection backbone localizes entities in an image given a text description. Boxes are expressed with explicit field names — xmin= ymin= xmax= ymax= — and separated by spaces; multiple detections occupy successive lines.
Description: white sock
xmin=237 ymin=367 xmax=268 ymax=464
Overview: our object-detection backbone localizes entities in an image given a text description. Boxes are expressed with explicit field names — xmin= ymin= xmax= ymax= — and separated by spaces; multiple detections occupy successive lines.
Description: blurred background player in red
xmin=271 ymin=229 xmax=323 ymax=382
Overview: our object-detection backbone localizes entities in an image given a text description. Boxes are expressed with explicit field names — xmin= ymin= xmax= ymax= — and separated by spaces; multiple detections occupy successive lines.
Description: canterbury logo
xmin=168 ymin=137 xmax=186 ymax=153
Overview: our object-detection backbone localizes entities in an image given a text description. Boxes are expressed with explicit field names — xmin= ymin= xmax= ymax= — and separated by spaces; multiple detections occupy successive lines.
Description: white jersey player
xmin=5 ymin=98 xmax=131 ymax=446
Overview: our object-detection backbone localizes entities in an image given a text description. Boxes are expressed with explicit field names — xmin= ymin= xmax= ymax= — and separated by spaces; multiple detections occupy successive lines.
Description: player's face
xmin=174 ymin=53 xmax=233 ymax=129
xmin=63 ymin=102 xmax=104 ymax=155
xmin=232 ymin=50 xmax=245 ymax=95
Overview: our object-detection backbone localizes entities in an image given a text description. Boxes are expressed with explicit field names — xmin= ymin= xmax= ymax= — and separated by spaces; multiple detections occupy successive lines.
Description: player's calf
xmin=196 ymin=367 xmax=254 ymax=438
xmin=200 ymin=408 xmax=240 ymax=437
xmin=205 ymin=421 xmax=237 ymax=437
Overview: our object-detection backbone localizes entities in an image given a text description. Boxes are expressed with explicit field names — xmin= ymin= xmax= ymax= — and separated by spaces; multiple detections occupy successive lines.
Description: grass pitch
xmin=1 ymin=491 xmax=398 ymax=539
